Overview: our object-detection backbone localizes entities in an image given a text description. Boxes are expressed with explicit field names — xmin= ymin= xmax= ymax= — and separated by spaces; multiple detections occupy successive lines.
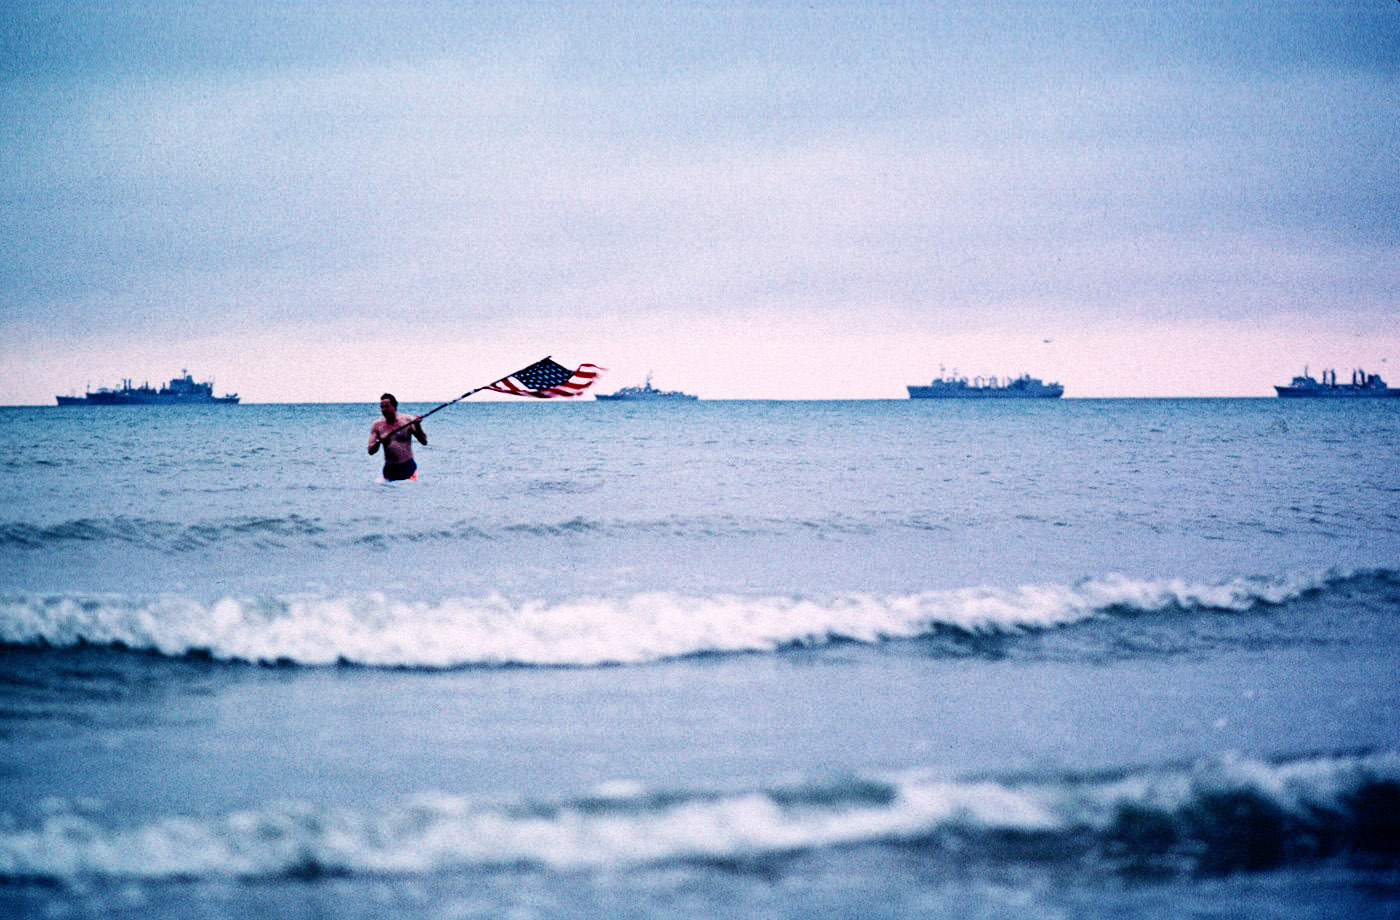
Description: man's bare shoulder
xmin=371 ymin=416 xmax=395 ymax=434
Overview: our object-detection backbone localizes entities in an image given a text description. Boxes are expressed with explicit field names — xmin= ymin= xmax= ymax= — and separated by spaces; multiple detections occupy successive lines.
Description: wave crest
xmin=0 ymin=570 xmax=1378 ymax=668
xmin=0 ymin=515 xmax=325 ymax=550
xmin=1 ymin=752 xmax=1395 ymax=882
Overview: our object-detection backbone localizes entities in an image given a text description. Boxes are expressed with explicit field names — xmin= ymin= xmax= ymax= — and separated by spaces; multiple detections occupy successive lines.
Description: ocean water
xmin=1 ymin=397 xmax=1398 ymax=919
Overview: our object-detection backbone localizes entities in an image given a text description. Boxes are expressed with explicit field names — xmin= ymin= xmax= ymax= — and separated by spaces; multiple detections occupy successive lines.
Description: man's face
xmin=380 ymin=398 xmax=395 ymax=418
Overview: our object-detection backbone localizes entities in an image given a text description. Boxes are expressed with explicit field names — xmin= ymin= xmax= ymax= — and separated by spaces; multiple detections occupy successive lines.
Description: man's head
xmin=379 ymin=393 xmax=397 ymax=418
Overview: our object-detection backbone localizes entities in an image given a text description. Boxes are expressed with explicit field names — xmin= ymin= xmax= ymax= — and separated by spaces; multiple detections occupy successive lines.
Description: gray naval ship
xmin=908 ymin=370 xmax=1063 ymax=399
xmin=56 ymin=371 xmax=240 ymax=405
xmin=1274 ymin=367 xmax=1399 ymax=398
xmin=595 ymin=374 xmax=697 ymax=401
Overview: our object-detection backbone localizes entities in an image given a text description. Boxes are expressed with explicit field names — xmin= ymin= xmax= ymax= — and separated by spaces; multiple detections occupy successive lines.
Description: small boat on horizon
xmin=595 ymin=374 xmax=698 ymax=402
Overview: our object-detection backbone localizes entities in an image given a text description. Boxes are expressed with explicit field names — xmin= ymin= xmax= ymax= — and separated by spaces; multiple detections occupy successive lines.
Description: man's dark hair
xmin=380 ymin=393 xmax=397 ymax=407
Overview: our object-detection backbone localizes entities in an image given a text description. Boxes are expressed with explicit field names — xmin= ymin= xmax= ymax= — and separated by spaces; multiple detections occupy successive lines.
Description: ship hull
xmin=1274 ymin=387 xmax=1399 ymax=398
xmin=907 ymin=387 xmax=1062 ymax=399
xmin=56 ymin=395 xmax=240 ymax=405
xmin=595 ymin=394 xmax=697 ymax=402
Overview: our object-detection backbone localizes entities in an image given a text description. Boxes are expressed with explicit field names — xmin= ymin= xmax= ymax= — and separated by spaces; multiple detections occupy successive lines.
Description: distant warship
xmin=908 ymin=371 xmax=1063 ymax=399
xmin=595 ymin=374 xmax=697 ymax=401
xmin=56 ymin=371 xmax=239 ymax=405
xmin=1274 ymin=367 xmax=1398 ymax=398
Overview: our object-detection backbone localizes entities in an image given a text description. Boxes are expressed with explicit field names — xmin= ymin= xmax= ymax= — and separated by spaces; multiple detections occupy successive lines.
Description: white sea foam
xmin=0 ymin=752 xmax=1394 ymax=882
xmin=0 ymin=569 xmax=1362 ymax=668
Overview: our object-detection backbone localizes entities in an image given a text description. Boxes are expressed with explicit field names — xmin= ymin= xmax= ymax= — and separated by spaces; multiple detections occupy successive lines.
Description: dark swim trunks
xmin=382 ymin=458 xmax=418 ymax=481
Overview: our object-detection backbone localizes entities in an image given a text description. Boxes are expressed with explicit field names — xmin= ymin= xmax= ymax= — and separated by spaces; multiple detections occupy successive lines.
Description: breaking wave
xmin=1 ymin=752 xmax=1395 ymax=883
xmin=0 ymin=569 xmax=1382 ymax=668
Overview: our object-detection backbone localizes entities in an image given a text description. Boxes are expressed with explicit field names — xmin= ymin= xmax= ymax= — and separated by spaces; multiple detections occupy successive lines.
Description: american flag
xmin=485 ymin=357 xmax=604 ymax=398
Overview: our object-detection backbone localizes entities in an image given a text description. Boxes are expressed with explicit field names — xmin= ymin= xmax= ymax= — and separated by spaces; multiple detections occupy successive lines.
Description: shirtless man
xmin=368 ymin=393 xmax=426 ymax=481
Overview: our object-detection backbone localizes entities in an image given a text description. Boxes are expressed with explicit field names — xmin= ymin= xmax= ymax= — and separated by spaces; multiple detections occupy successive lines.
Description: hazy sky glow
xmin=3 ymin=1 xmax=1397 ymax=401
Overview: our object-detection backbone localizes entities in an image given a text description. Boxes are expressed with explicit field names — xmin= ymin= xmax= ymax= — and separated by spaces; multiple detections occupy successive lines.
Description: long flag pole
xmin=375 ymin=356 xmax=600 ymax=444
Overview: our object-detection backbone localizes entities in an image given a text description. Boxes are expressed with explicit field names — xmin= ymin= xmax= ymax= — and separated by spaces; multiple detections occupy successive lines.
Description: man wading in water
xmin=368 ymin=393 xmax=426 ymax=481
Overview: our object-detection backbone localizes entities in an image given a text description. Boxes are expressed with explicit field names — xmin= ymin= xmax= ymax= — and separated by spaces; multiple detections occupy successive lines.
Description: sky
xmin=1 ymin=1 xmax=1396 ymax=402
